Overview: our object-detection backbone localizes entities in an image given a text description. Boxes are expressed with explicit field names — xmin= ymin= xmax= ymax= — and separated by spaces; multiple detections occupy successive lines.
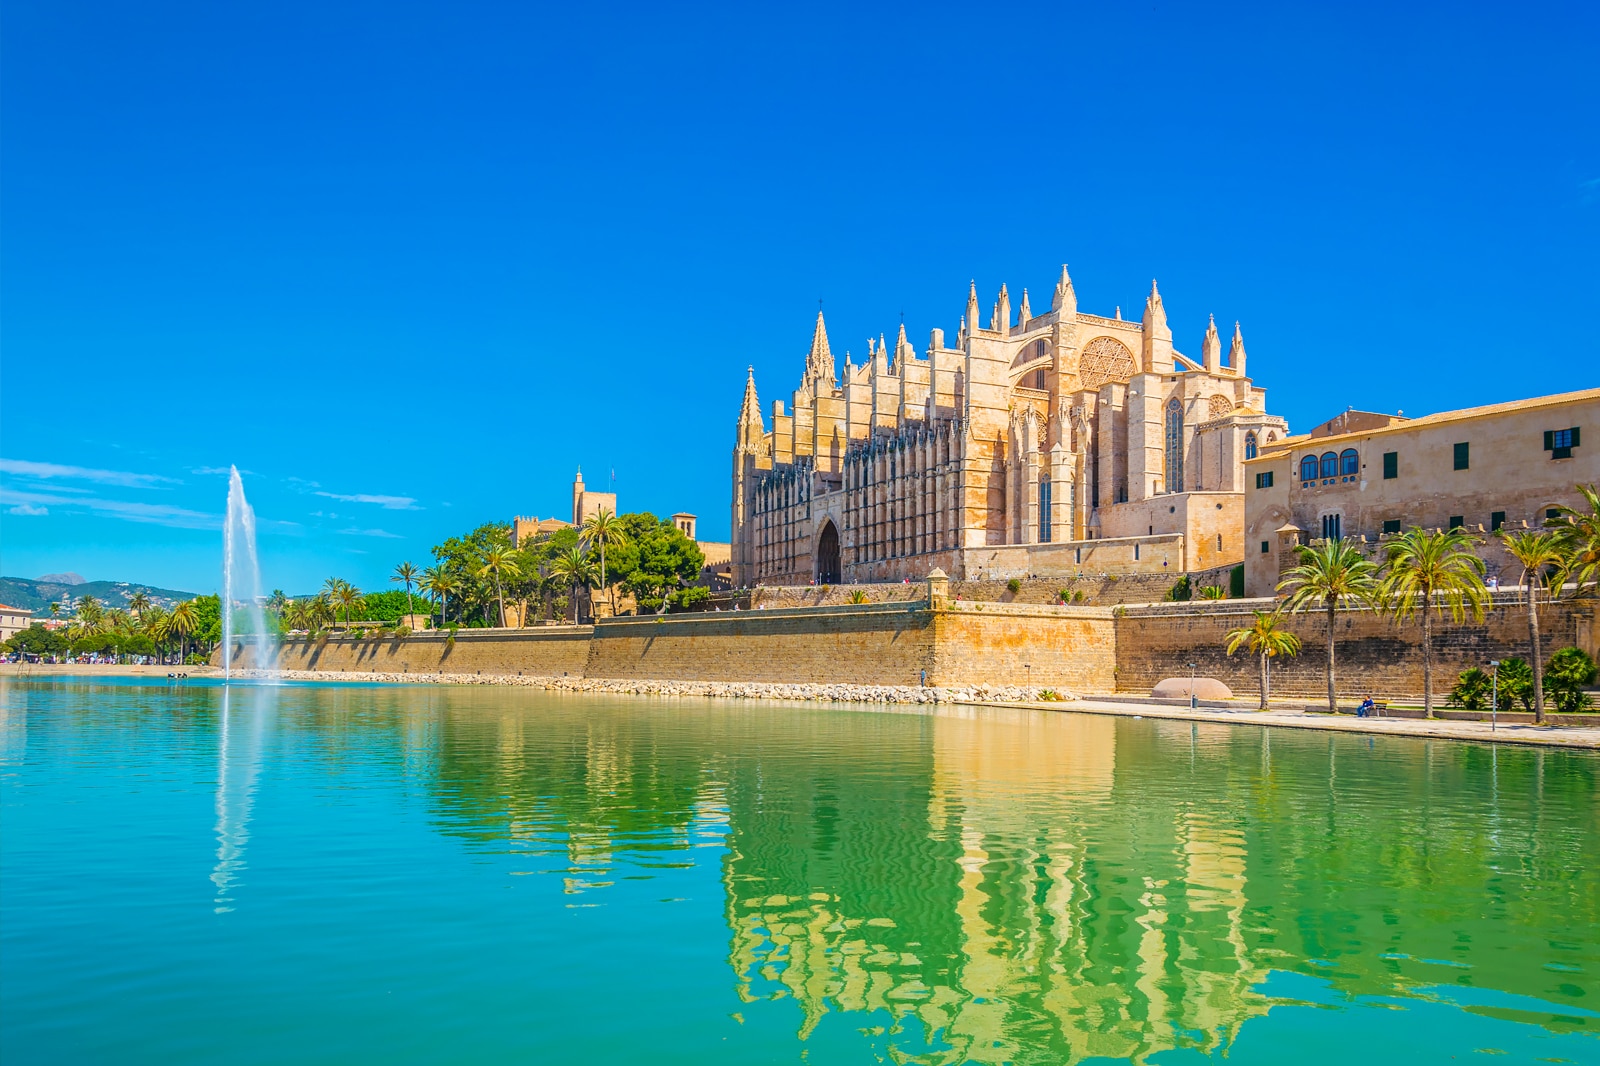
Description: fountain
xmin=222 ymin=466 xmax=274 ymax=679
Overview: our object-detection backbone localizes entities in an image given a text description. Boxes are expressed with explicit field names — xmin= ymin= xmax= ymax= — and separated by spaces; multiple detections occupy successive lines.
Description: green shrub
xmin=1449 ymin=667 xmax=1492 ymax=710
xmin=1166 ymin=575 xmax=1192 ymax=601
xmin=1496 ymin=657 xmax=1533 ymax=711
xmin=1198 ymin=585 xmax=1226 ymax=600
xmin=669 ymin=586 xmax=711 ymax=612
xmin=846 ymin=589 xmax=869 ymax=604
xmin=1006 ymin=577 xmax=1022 ymax=595
xmin=1038 ymin=689 xmax=1064 ymax=702
xmin=1546 ymin=647 xmax=1597 ymax=713
xmin=1229 ymin=564 xmax=1245 ymax=599
xmin=1071 ymin=589 xmax=1085 ymax=603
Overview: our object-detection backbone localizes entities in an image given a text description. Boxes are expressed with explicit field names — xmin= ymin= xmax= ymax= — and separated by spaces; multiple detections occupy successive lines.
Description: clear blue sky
xmin=3 ymin=0 xmax=1596 ymax=597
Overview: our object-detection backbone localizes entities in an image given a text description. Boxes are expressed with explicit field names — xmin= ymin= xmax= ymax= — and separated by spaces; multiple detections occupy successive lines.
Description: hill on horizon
xmin=0 ymin=576 xmax=202 ymax=616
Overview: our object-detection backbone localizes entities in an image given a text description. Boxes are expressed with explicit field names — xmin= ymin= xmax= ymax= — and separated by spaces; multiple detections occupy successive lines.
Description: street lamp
xmin=1488 ymin=660 xmax=1500 ymax=733
xmin=1187 ymin=661 xmax=1198 ymax=709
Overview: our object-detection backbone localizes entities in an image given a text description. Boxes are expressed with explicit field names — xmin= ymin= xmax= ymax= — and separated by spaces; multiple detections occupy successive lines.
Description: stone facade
xmin=732 ymin=266 xmax=1286 ymax=586
xmin=1243 ymin=389 xmax=1600 ymax=596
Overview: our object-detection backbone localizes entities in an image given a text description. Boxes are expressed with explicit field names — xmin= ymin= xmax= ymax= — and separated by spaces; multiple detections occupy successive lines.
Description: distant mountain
xmin=0 ymin=576 xmax=202 ymax=616
xmin=37 ymin=572 xmax=87 ymax=585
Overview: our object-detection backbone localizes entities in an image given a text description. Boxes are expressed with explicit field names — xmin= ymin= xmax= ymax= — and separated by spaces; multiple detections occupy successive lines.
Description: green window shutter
xmin=1573 ymin=427 xmax=1582 ymax=447
xmin=1545 ymin=430 xmax=1555 ymax=450
xmin=1382 ymin=452 xmax=1397 ymax=479
xmin=1454 ymin=442 xmax=1470 ymax=470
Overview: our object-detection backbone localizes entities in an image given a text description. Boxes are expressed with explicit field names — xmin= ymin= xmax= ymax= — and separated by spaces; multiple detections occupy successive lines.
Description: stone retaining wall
xmin=220 ymin=593 xmax=1600 ymax=702
xmin=233 ymin=626 xmax=593 ymax=676
xmin=1114 ymin=599 xmax=1600 ymax=700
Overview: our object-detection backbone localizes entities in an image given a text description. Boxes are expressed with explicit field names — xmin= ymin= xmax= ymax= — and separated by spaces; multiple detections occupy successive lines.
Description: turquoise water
xmin=1 ymin=676 xmax=1596 ymax=1064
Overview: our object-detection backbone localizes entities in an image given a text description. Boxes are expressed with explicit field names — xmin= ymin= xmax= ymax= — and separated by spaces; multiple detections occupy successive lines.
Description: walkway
xmin=984 ymin=696 xmax=1600 ymax=750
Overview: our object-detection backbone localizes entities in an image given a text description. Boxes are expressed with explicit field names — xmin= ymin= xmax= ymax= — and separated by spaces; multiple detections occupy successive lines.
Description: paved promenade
xmin=991 ymin=696 xmax=1600 ymax=750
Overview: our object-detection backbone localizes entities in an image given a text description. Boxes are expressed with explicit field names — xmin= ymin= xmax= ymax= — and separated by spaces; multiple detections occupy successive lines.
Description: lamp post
xmin=1488 ymin=660 xmax=1500 ymax=733
xmin=1187 ymin=661 xmax=1198 ymax=709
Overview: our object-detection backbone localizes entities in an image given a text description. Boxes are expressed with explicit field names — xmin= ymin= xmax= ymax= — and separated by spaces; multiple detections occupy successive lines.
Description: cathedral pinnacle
xmin=1229 ymin=321 xmax=1247 ymax=376
xmin=1017 ymin=289 xmax=1031 ymax=327
xmin=1202 ymin=314 xmax=1222 ymax=373
xmin=1051 ymin=264 xmax=1075 ymax=313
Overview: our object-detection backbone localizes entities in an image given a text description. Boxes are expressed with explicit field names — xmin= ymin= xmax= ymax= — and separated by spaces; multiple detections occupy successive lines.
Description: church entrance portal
xmin=816 ymin=521 xmax=841 ymax=584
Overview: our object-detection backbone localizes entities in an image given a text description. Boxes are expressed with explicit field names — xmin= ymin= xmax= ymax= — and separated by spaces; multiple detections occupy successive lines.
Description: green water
xmin=1 ymin=677 xmax=1596 ymax=1064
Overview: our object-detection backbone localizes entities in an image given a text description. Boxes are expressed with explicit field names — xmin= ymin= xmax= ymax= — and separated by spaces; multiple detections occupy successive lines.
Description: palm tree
xmin=128 ymin=592 xmax=151 ymax=620
xmin=548 ymin=548 xmax=599 ymax=624
xmin=168 ymin=599 xmax=201 ymax=663
xmin=476 ymin=548 xmax=522 ymax=627
xmin=1549 ymin=483 xmax=1600 ymax=597
xmin=580 ymin=508 xmax=628 ymax=615
xmin=324 ymin=579 xmax=363 ymax=631
xmin=1279 ymin=537 xmax=1380 ymax=714
xmin=1378 ymin=526 xmax=1489 ymax=719
xmin=49 ymin=601 xmax=61 ymax=620
xmin=1226 ymin=610 xmax=1303 ymax=710
xmin=1497 ymin=529 xmax=1566 ymax=725
xmin=266 ymin=589 xmax=289 ymax=617
xmin=391 ymin=562 xmax=420 ymax=622
xmin=433 ymin=572 xmax=461 ymax=627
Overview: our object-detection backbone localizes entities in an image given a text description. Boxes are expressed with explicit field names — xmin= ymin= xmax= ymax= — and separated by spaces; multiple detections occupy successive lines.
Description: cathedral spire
xmin=805 ymin=311 xmax=835 ymax=383
xmin=1202 ymin=313 xmax=1222 ymax=374
xmin=895 ymin=321 xmax=909 ymax=364
xmin=993 ymin=283 xmax=1011 ymax=332
xmin=1017 ymin=288 xmax=1031 ymax=328
xmin=966 ymin=281 xmax=980 ymax=337
xmin=1141 ymin=279 xmax=1172 ymax=372
xmin=1229 ymin=321 xmax=1247 ymax=377
xmin=1051 ymin=264 xmax=1076 ymax=315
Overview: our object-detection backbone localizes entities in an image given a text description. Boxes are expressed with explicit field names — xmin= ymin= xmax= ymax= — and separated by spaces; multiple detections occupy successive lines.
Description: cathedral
xmin=731 ymin=266 xmax=1288 ymax=587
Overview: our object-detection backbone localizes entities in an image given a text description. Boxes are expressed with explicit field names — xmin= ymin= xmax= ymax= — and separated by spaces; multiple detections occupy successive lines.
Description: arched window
xmin=1300 ymin=455 xmax=1319 ymax=482
xmin=1320 ymin=452 xmax=1338 ymax=479
xmin=1340 ymin=448 xmax=1359 ymax=476
xmin=1245 ymin=433 xmax=1258 ymax=460
xmin=1164 ymin=397 xmax=1184 ymax=493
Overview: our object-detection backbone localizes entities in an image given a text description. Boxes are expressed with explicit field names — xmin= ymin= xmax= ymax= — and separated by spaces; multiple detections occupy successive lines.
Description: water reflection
xmin=411 ymin=694 xmax=1597 ymax=1059
xmin=6 ymin=679 xmax=1594 ymax=1063
xmin=211 ymin=683 xmax=272 ymax=912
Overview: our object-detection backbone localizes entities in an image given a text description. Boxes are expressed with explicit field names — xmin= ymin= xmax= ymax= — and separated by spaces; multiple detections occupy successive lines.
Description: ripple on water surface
xmin=1 ymin=675 xmax=1596 ymax=1065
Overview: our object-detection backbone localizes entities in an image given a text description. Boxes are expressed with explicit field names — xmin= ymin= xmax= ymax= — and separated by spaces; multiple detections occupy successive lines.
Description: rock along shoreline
xmin=232 ymin=668 xmax=1077 ymax=706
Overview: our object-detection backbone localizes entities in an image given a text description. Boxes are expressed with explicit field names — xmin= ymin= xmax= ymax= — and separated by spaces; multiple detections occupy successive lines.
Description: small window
xmin=1245 ymin=433 xmax=1258 ymax=460
xmin=1454 ymin=442 xmax=1470 ymax=470
xmin=1382 ymin=451 xmax=1398 ymax=479
xmin=1261 ymin=540 xmax=1270 ymax=554
xmin=1256 ymin=470 xmax=1274 ymax=489
xmin=1339 ymin=448 xmax=1359 ymax=476
xmin=1321 ymin=514 xmax=1342 ymax=541
xmin=1449 ymin=515 xmax=1464 ymax=530
xmin=1383 ymin=519 xmax=1401 ymax=535
xmin=1320 ymin=452 xmax=1338 ymax=479
xmin=1216 ymin=534 xmax=1223 ymax=551
xmin=1491 ymin=511 xmax=1506 ymax=531
xmin=1300 ymin=455 xmax=1319 ymax=482
xmin=1546 ymin=508 xmax=1562 ymax=523
xmin=1546 ymin=427 xmax=1579 ymax=460
xmin=1134 ymin=543 xmax=1140 ymax=560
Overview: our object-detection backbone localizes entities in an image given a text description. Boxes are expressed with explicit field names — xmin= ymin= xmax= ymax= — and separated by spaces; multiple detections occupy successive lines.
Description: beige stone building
xmin=512 ymin=472 xmax=733 ymax=591
xmin=0 ymin=603 xmax=32 ymax=642
xmin=1243 ymin=388 xmax=1600 ymax=597
xmin=732 ymin=266 xmax=1287 ymax=586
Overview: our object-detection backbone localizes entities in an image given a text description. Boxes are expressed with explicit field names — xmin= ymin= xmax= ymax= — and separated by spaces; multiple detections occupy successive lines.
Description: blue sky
xmin=2 ymin=0 xmax=1596 ymax=597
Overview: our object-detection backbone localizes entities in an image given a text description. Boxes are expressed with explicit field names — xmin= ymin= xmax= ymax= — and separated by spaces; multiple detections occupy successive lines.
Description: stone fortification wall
xmin=583 ymin=600 xmax=1116 ymax=691
xmin=218 ymin=591 xmax=1598 ymax=703
xmin=584 ymin=603 xmax=935 ymax=685
xmin=1114 ymin=597 xmax=1600 ymax=699
xmin=231 ymin=626 xmax=594 ymax=677
xmin=933 ymin=603 xmax=1116 ymax=691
